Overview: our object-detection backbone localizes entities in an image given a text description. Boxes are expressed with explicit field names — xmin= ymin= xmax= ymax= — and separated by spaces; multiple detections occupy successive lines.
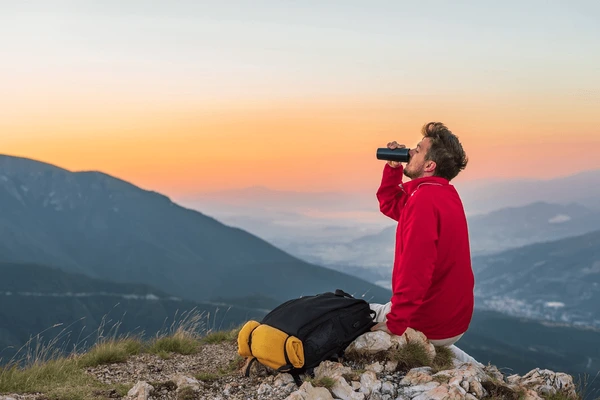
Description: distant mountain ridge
xmin=275 ymin=201 xmax=600 ymax=272
xmin=0 ymin=262 xmax=266 ymax=362
xmin=473 ymin=229 xmax=600 ymax=328
xmin=0 ymin=154 xmax=391 ymax=306
xmin=456 ymin=168 xmax=600 ymax=214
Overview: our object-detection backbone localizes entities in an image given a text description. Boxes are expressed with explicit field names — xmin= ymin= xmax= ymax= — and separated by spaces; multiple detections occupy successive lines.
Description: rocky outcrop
xmin=0 ymin=332 xmax=580 ymax=400
xmin=107 ymin=361 xmax=577 ymax=400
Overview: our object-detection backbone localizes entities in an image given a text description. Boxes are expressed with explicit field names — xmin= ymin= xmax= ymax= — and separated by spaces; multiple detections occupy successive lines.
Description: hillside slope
xmin=0 ymin=262 xmax=266 ymax=361
xmin=0 ymin=154 xmax=391 ymax=305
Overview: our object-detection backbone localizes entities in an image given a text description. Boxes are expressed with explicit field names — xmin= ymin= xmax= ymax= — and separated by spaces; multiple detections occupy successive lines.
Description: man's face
xmin=404 ymin=137 xmax=433 ymax=179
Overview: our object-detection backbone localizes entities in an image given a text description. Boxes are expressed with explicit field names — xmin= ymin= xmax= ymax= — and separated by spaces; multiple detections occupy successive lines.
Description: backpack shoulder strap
xmin=243 ymin=357 xmax=259 ymax=377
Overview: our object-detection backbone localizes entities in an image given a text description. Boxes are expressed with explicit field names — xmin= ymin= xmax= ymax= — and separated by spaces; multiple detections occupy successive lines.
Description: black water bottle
xmin=376 ymin=147 xmax=410 ymax=163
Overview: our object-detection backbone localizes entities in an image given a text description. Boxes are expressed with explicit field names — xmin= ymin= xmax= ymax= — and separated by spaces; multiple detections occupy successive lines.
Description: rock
xmin=384 ymin=361 xmax=398 ymax=373
xmin=518 ymin=368 xmax=577 ymax=398
xmin=257 ymin=382 xmax=272 ymax=395
xmin=275 ymin=373 xmax=296 ymax=387
xmin=411 ymin=383 xmax=466 ymax=400
xmin=522 ymin=388 xmax=544 ymax=400
xmin=286 ymin=382 xmax=335 ymax=400
xmin=448 ymin=384 xmax=467 ymax=398
xmin=412 ymin=384 xmax=447 ymax=400
xmin=126 ymin=381 xmax=154 ymax=400
xmin=223 ymin=383 xmax=233 ymax=396
xmin=366 ymin=362 xmax=384 ymax=374
xmin=171 ymin=374 xmax=201 ymax=391
xmin=331 ymin=376 xmax=365 ymax=400
xmin=460 ymin=380 xmax=470 ymax=391
xmin=399 ymin=381 xmax=440 ymax=397
xmin=359 ymin=371 xmax=381 ymax=396
xmin=314 ymin=361 xmax=352 ymax=380
xmin=381 ymin=381 xmax=396 ymax=397
xmin=346 ymin=331 xmax=392 ymax=353
xmin=399 ymin=368 xmax=433 ymax=385
xmin=507 ymin=373 xmax=521 ymax=385
xmin=468 ymin=379 xmax=486 ymax=398
xmin=391 ymin=328 xmax=436 ymax=361
xmin=484 ymin=365 xmax=505 ymax=382
xmin=352 ymin=381 xmax=361 ymax=391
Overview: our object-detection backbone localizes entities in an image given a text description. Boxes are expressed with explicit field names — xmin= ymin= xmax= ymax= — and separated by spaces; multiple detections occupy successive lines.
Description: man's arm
xmin=376 ymin=164 xmax=407 ymax=221
xmin=385 ymin=191 xmax=439 ymax=336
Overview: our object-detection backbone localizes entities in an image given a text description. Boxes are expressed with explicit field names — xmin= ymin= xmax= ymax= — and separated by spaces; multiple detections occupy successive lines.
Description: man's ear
xmin=425 ymin=160 xmax=436 ymax=173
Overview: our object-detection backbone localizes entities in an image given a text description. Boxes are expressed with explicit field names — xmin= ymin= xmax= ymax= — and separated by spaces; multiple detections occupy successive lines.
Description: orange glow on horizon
xmin=3 ymin=95 xmax=599 ymax=197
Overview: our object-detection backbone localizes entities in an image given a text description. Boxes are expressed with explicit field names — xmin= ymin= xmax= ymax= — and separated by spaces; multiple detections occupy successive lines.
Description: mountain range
xmin=271 ymin=201 xmax=600 ymax=277
xmin=0 ymin=154 xmax=390 ymax=307
xmin=178 ymin=170 xmax=600 ymax=270
xmin=2 ymin=262 xmax=600 ymax=393
xmin=323 ymin=228 xmax=600 ymax=330
xmin=1 ymin=153 xmax=599 ymax=390
xmin=456 ymin=169 xmax=600 ymax=214
xmin=472 ymin=229 xmax=600 ymax=328
xmin=0 ymin=262 xmax=266 ymax=362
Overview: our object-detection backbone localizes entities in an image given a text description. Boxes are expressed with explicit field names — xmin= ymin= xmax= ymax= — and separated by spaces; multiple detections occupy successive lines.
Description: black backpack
xmin=237 ymin=289 xmax=376 ymax=384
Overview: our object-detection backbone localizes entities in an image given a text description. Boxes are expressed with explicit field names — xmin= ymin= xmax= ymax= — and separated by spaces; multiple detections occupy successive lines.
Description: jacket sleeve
xmin=385 ymin=190 xmax=439 ymax=336
xmin=376 ymin=164 xmax=408 ymax=221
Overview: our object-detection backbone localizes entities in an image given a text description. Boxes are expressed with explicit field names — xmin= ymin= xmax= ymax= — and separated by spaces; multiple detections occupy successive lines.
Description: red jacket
xmin=376 ymin=164 xmax=474 ymax=340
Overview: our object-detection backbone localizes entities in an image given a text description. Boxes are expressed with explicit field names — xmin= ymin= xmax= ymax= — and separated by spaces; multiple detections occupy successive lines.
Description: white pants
xmin=370 ymin=302 xmax=483 ymax=366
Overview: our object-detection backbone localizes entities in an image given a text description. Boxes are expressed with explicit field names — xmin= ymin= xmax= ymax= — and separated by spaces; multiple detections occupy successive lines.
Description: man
xmin=370 ymin=121 xmax=480 ymax=364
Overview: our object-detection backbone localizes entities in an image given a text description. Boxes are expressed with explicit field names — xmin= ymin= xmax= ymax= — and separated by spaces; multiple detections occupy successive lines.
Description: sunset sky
xmin=2 ymin=1 xmax=599 ymax=198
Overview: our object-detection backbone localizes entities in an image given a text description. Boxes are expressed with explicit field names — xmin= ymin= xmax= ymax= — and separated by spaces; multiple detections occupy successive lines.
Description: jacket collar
xmin=401 ymin=175 xmax=449 ymax=196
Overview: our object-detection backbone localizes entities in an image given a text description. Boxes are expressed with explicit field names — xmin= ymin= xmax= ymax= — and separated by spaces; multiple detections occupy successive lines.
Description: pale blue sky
xmin=2 ymin=0 xmax=599 ymax=100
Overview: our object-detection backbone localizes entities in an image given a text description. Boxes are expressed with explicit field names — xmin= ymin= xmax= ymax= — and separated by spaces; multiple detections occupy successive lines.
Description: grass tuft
xmin=575 ymin=371 xmax=599 ymax=400
xmin=389 ymin=342 xmax=432 ymax=371
xmin=176 ymin=386 xmax=197 ymax=400
xmin=308 ymin=376 xmax=336 ymax=389
xmin=342 ymin=370 xmax=364 ymax=382
xmin=200 ymin=327 xmax=241 ymax=345
xmin=0 ymin=357 xmax=130 ymax=400
xmin=195 ymin=372 xmax=220 ymax=383
xmin=431 ymin=345 xmax=454 ymax=372
xmin=148 ymin=331 xmax=200 ymax=356
xmin=79 ymin=338 xmax=142 ymax=368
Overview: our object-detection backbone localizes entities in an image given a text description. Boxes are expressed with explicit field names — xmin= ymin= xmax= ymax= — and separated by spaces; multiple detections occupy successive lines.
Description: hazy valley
xmin=1 ymin=154 xmax=600 ymax=391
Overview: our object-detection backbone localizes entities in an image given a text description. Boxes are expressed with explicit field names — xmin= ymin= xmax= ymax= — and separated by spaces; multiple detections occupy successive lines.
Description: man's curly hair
xmin=421 ymin=122 xmax=468 ymax=181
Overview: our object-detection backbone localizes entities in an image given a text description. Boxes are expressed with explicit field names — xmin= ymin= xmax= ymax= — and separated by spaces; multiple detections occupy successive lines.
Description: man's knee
xmin=369 ymin=301 xmax=392 ymax=323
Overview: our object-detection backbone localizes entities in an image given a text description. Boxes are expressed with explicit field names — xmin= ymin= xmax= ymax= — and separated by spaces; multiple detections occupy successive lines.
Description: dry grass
xmin=388 ymin=342 xmax=432 ymax=371
xmin=79 ymin=338 xmax=142 ymax=368
xmin=176 ymin=386 xmax=197 ymax=400
xmin=431 ymin=345 xmax=454 ymax=372
xmin=195 ymin=372 xmax=220 ymax=383
xmin=147 ymin=331 xmax=200 ymax=356
xmin=0 ymin=357 xmax=131 ymax=400
xmin=0 ymin=309 xmax=216 ymax=399
xmin=200 ymin=326 xmax=241 ymax=345
xmin=307 ymin=376 xmax=336 ymax=389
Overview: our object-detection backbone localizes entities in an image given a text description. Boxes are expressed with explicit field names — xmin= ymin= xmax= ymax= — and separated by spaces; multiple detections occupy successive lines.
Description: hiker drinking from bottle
xmin=370 ymin=121 xmax=481 ymax=365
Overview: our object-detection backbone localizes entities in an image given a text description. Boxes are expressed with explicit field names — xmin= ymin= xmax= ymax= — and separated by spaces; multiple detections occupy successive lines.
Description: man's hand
xmin=370 ymin=321 xmax=391 ymax=333
xmin=386 ymin=141 xmax=406 ymax=168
